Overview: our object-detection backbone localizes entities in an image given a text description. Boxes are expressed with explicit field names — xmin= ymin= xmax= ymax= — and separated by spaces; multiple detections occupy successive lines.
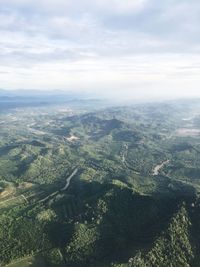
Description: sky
xmin=0 ymin=0 xmax=200 ymax=99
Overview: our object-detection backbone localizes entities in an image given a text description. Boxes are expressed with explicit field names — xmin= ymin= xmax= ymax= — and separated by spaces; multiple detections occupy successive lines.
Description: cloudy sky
xmin=0 ymin=0 xmax=200 ymax=99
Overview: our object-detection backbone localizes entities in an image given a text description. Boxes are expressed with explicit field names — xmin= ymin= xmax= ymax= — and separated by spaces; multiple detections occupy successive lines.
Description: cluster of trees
xmin=0 ymin=205 xmax=51 ymax=265
xmin=113 ymin=205 xmax=194 ymax=267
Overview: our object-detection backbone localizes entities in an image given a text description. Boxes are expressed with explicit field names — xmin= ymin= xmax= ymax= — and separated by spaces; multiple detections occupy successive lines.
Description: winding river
xmin=40 ymin=168 xmax=78 ymax=203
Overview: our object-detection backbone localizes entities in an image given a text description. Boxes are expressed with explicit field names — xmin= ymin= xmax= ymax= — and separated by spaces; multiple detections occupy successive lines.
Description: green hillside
xmin=1 ymin=100 xmax=200 ymax=266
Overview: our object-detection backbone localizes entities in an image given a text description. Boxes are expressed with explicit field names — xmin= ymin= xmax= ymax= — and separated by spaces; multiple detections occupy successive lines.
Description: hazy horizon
xmin=1 ymin=0 xmax=200 ymax=100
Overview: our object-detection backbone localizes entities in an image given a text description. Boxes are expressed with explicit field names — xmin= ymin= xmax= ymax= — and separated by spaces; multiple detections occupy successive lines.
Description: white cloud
xmin=0 ymin=0 xmax=147 ymax=14
xmin=0 ymin=0 xmax=200 ymax=99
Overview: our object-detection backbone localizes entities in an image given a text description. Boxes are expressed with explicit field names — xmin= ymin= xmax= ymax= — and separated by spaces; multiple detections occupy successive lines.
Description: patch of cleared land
xmin=175 ymin=128 xmax=200 ymax=137
xmin=153 ymin=160 xmax=170 ymax=176
xmin=0 ymin=195 xmax=25 ymax=209
xmin=66 ymin=135 xmax=79 ymax=142
xmin=0 ymin=183 xmax=15 ymax=199
xmin=4 ymin=254 xmax=48 ymax=267
xmin=18 ymin=182 xmax=34 ymax=189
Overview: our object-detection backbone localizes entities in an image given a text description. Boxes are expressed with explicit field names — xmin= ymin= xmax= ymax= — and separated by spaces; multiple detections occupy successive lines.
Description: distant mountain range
xmin=0 ymin=89 xmax=110 ymax=111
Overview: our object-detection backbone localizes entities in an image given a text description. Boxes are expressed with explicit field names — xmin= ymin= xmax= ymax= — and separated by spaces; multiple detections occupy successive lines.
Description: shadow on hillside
xmin=35 ymin=177 xmax=197 ymax=267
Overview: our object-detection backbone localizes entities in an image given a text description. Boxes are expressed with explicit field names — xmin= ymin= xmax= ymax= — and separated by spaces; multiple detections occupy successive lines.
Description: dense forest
xmin=1 ymin=99 xmax=200 ymax=266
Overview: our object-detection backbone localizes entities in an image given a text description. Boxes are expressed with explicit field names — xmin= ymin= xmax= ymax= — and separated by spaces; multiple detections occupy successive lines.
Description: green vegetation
xmin=1 ymin=100 xmax=200 ymax=266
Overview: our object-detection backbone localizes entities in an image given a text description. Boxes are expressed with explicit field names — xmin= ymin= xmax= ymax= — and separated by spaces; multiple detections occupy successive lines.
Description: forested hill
xmin=1 ymin=100 xmax=200 ymax=266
